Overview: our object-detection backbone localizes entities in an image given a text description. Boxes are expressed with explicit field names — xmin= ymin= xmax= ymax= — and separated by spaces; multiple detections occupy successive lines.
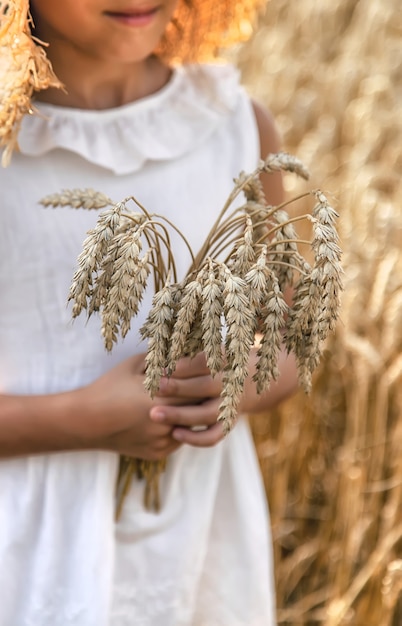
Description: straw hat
xmin=0 ymin=0 xmax=267 ymax=165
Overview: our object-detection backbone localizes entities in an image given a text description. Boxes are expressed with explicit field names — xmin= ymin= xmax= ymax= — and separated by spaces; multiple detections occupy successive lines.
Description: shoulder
xmin=251 ymin=99 xmax=284 ymax=205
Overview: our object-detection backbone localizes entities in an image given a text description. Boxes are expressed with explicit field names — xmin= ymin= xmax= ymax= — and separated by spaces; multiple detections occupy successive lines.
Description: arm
xmin=0 ymin=354 xmax=182 ymax=461
xmin=251 ymin=99 xmax=284 ymax=206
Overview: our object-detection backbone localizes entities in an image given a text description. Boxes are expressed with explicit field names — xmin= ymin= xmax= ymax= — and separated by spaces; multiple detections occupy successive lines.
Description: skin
xmin=0 ymin=0 xmax=298 ymax=460
xmin=30 ymin=0 xmax=179 ymax=108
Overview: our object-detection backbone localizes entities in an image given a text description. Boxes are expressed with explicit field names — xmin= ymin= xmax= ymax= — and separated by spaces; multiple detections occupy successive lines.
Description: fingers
xmin=150 ymin=398 xmax=219 ymax=428
xmin=170 ymin=352 xmax=209 ymax=378
xmin=116 ymin=419 xmax=181 ymax=460
xmin=157 ymin=373 xmax=221 ymax=400
xmin=118 ymin=439 xmax=180 ymax=462
xmin=149 ymin=399 xmax=227 ymax=447
xmin=172 ymin=423 xmax=225 ymax=447
xmin=144 ymin=351 xmax=229 ymax=449
xmin=146 ymin=438 xmax=181 ymax=461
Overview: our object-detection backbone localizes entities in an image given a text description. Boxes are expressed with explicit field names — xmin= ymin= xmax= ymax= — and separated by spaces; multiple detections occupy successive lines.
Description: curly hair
xmin=158 ymin=0 xmax=267 ymax=63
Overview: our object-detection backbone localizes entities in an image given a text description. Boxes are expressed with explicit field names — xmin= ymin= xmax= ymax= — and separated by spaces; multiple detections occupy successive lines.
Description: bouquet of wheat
xmin=41 ymin=152 xmax=342 ymax=517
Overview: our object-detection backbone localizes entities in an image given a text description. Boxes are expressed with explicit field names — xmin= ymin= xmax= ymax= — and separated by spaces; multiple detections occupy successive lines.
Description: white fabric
xmin=0 ymin=64 xmax=276 ymax=626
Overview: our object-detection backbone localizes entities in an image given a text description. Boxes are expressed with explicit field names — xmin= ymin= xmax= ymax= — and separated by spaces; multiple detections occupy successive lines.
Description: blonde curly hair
xmin=158 ymin=0 xmax=267 ymax=62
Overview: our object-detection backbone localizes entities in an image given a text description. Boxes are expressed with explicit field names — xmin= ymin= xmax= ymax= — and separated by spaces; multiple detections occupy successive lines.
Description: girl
xmin=0 ymin=1 xmax=298 ymax=625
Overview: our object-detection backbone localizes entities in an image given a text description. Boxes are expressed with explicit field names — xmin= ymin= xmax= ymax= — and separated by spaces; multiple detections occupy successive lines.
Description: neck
xmin=35 ymin=49 xmax=172 ymax=110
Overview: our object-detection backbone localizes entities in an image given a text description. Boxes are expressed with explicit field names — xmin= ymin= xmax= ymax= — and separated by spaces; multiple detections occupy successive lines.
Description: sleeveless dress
xmin=0 ymin=64 xmax=276 ymax=626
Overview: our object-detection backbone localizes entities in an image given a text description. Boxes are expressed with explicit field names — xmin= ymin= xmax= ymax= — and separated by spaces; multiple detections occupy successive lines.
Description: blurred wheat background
xmin=233 ymin=0 xmax=402 ymax=624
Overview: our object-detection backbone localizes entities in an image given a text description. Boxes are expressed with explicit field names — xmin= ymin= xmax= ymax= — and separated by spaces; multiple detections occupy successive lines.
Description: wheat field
xmin=236 ymin=1 xmax=402 ymax=624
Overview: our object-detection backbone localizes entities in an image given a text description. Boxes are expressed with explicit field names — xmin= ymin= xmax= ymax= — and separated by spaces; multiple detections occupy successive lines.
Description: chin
xmin=98 ymin=41 xmax=161 ymax=65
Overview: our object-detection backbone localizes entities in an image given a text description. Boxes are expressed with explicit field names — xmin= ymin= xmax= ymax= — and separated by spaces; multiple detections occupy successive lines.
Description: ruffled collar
xmin=18 ymin=64 xmax=241 ymax=175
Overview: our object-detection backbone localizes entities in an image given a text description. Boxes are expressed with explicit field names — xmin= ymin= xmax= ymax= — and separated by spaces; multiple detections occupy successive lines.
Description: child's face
xmin=30 ymin=0 xmax=179 ymax=64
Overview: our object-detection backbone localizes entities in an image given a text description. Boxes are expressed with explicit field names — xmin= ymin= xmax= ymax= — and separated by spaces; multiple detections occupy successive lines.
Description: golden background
xmin=238 ymin=1 xmax=402 ymax=624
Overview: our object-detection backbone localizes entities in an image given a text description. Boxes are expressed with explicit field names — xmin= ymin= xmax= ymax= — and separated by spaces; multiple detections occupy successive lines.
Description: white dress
xmin=0 ymin=64 xmax=276 ymax=626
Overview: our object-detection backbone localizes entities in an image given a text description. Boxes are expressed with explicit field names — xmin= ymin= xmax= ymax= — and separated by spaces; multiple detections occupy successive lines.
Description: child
xmin=0 ymin=1 xmax=298 ymax=624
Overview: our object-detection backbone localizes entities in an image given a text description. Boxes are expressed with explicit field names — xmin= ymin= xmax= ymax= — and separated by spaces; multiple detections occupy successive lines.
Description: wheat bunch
xmin=42 ymin=152 xmax=342 ymax=514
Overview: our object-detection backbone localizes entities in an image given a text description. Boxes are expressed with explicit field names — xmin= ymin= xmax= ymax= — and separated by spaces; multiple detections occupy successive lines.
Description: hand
xmin=74 ymin=353 xmax=181 ymax=461
xmin=149 ymin=353 xmax=226 ymax=448
xmin=148 ymin=344 xmax=299 ymax=447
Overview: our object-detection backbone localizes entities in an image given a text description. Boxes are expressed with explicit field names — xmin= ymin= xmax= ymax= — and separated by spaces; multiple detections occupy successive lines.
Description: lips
xmin=104 ymin=4 xmax=160 ymax=27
